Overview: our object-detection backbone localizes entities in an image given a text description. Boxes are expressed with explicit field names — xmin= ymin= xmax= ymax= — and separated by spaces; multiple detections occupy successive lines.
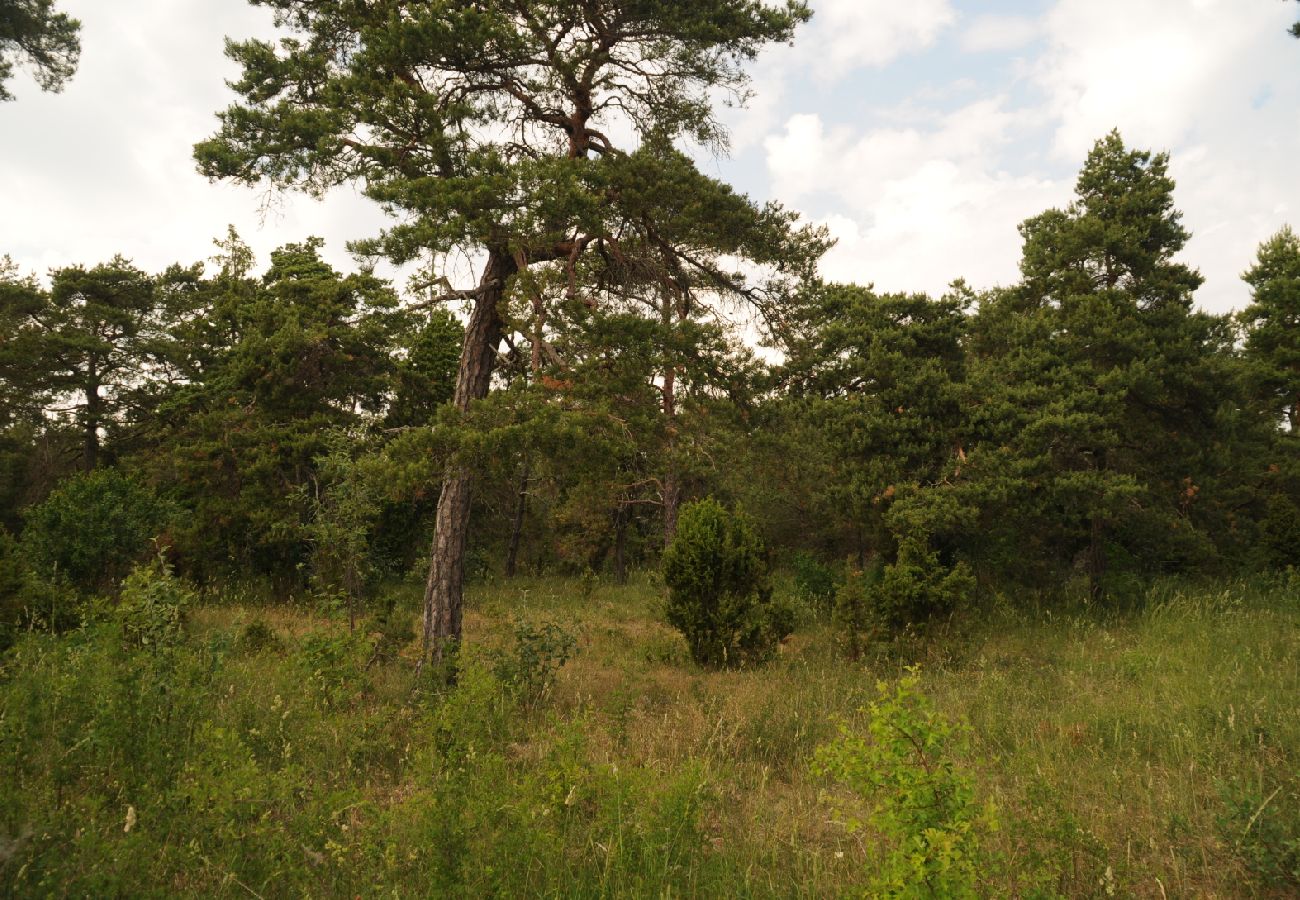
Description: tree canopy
xmin=0 ymin=0 xmax=80 ymax=101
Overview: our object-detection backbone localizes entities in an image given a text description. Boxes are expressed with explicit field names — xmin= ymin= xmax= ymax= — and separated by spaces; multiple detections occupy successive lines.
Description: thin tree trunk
xmin=661 ymin=353 xmax=680 ymax=548
xmin=83 ymin=381 xmax=100 ymax=473
xmin=659 ymin=292 xmax=688 ymax=549
xmin=421 ymin=248 xmax=518 ymax=671
xmin=613 ymin=505 xmax=628 ymax=585
xmin=504 ymin=460 xmax=530 ymax=578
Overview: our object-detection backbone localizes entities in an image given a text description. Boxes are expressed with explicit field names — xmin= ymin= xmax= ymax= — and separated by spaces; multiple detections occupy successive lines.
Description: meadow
xmin=1 ymin=570 xmax=1296 ymax=898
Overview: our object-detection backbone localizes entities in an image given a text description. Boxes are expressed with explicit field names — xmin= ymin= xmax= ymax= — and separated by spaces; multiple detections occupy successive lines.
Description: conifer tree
xmin=197 ymin=0 xmax=824 ymax=667
xmin=979 ymin=132 xmax=1228 ymax=599
xmin=1241 ymin=227 xmax=1300 ymax=432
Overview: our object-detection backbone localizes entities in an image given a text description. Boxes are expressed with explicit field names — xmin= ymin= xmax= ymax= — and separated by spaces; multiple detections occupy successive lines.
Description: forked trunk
xmin=422 ymin=248 xmax=518 ymax=671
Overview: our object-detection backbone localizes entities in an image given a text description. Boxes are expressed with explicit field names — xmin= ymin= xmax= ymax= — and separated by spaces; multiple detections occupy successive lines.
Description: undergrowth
xmin=0 ymin=571 xmax=1295 ymax=897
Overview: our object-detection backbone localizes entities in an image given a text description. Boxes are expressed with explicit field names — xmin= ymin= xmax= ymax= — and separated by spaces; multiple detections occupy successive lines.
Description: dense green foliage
xmin=814 ymin=670 xmax=1002 ymax=898
xmin=22 ymin=468 xmax=164 ymax=594
xmin=662 ymin=499 xmax=791 ymax=667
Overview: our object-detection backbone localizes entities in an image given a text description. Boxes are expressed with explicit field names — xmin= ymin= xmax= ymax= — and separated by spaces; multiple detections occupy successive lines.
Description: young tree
xmin=0 ymin=259 xmax=161 ymax=472
xmin=779 ymin=283 xmax=972 ymax=563
xmin=978 ymin=132 xmax=1227 ymax=600
xmin=142 ymin=239 xmax=401 ymax=583
xmin=197 ymin=0 xmax=824 ymax=668
xmin=0 ymin=0 xmax=80 ymax=100
xmin=1241 ymin=226 xmax=1300 ymax=431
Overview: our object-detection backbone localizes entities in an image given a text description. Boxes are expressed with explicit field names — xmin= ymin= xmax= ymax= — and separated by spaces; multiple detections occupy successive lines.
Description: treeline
xmin=1 ymin=132 xmax=1298 ymax=648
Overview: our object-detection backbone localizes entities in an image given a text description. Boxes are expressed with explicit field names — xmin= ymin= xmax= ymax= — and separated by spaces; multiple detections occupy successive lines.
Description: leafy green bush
xmin=1217 ymin=777 xmax=1300 ymax=889
xmin=22 ymin=469 xmax=166 ymax=595
xmin=490 ymin=619 xmax=577 ymax=707
xmin=662 ymin=499 xmax=792 ymax=668
xmin=115 ymin=555 xmax=195 ymax=651
xmin=813 ymin=669 xmax=1001 ymax=898
xmin=0 ymin=528 xmax=76 ymax=650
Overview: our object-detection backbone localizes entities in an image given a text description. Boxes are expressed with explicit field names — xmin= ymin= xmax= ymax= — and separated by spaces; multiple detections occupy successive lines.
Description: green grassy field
xmin=1 ymin=572 xmax=1297 ymax=897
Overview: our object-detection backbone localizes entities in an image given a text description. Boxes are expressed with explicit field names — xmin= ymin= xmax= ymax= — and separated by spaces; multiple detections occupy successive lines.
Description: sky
xmin=2 ymin=0 xmax=1298 ymax=314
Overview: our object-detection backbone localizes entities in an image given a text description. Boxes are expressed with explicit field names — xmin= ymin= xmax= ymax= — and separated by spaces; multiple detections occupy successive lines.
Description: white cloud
xmin=764 ymin=100 xmax=1067 ymax=295
xmin=803 ymin=0 xmax=958 ymax=75
xmin=0 ymin=0 xmax=396 ymax=281
xmin=961 ymin=15 xmax=1042 ymax=54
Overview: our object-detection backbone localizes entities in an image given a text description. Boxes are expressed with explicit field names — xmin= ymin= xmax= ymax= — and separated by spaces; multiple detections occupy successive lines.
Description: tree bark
xmin=82 ymin=380 xmax=100 ymax=473
xmin=421 ymin=247 xmax=518 ymax=671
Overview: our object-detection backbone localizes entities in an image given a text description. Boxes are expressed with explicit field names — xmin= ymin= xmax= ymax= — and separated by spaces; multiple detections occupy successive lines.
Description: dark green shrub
xmin=22 ymin=469 xmax=165 ymax=595
xmin=876 ymin=538 xmax=976 ymax=631
xmin=832 ymin=562 xmax=881 ymax=659
xmin=0 ymin=528 xmax=75 ymax=650
xmin=235 ymin=618 xmax=283 ymax=655
xmin=1260 ymin=494 xmax=1300 ymax=571
xmin=662 ymin=499 xmax=792 ymax=668
xmin=792 ymin=551 xmax=843 ymax=611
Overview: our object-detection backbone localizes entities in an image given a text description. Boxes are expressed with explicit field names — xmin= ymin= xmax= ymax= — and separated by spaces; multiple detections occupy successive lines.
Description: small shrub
xmin=490 ymin=619 xmax=577 ymax=707
xmin=235 ymin=618 xmax=283 ymax=655
xmin=662 ymin=499 xmax=792 ymax=668
xmin=813 ymin=669 xmax=1001 ymax=898
xmin=833 ymin=563 xmax=881 ymax=659
xmin=115 ymin=554 xmax=196 ymax=651
xmin=22 ymin=469 xmax=166 ymax=595
xmin=876 ymin=538 xmax=975 ymax=632
xmin=366 ymin=594 xmax=415 ymax=665
xmin=296 ymin=632 xmax=369 ymax=709
xmin=0 ymin=529 xmax=71 ymax=651
xmin=793 ymin=551 xmax=843 ymax=611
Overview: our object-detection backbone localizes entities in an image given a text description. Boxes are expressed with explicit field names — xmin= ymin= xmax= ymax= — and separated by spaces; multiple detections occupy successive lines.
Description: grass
xmin=1 ymin=570 xmax=1297 ymax=897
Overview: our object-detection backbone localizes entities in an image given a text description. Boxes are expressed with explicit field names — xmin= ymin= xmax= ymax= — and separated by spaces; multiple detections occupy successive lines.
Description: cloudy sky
xmin=2 ymin=0 xmax=1298 ymax=313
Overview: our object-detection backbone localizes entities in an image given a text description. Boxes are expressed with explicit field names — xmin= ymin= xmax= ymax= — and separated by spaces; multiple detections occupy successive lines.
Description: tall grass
xmin=0 ymin=571 xmax=1296 ymax=896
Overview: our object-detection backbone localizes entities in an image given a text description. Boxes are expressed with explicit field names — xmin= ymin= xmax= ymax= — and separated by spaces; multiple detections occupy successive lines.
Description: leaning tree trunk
xmin=422 ymin=248 xmax=518 ymax=671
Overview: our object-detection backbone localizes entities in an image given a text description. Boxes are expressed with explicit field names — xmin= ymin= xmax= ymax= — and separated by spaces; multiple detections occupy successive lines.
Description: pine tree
xmin=196 ymin=0 xmax=824 ymax=668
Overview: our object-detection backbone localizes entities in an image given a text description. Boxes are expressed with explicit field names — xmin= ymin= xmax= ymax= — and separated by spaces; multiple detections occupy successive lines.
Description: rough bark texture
xmin=422 ymin=247 xmax=518 ymax=669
